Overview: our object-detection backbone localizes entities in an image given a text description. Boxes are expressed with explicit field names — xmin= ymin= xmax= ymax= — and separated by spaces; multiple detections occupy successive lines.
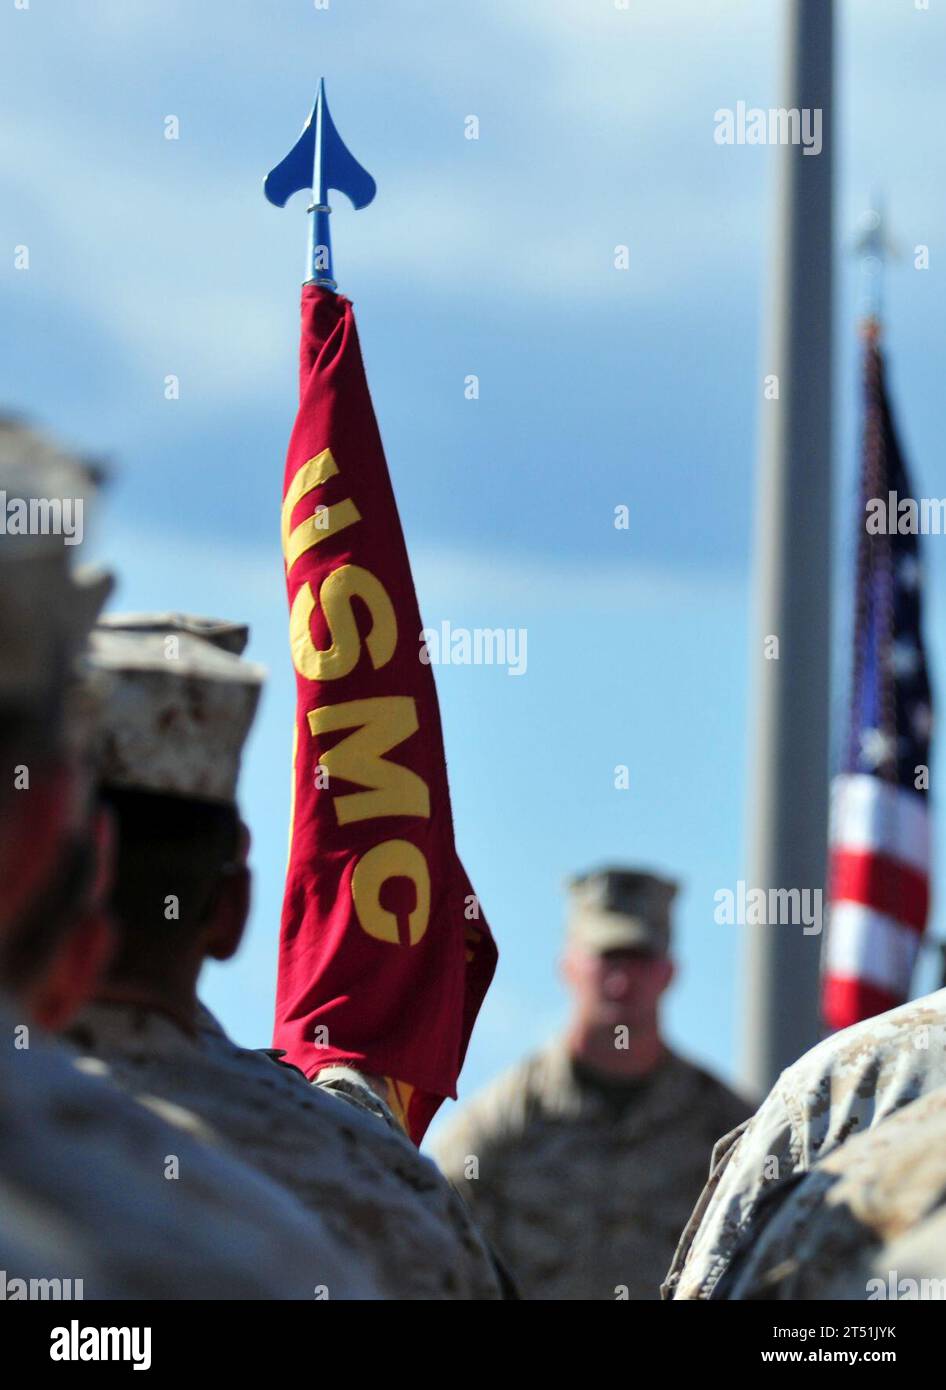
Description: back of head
xmin=99 ymin=787 xmax=240 ymax=981
xmin=88 ymin=614 xmax=264 ymax=986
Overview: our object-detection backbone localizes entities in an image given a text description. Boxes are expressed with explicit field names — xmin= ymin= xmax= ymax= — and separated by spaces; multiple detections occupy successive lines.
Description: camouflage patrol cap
xmin=88 ymin=614 xmax=265 ymax=806
xmin=0 ymin=417 xmax=112 ymax=723
xmin=566 ymin=867 xmax=678 ymax=956
xmin=96 ymin=612 xmax=250 ymax=657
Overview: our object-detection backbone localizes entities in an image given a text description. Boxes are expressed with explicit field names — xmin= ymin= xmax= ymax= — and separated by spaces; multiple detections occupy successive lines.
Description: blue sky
xmin=4 ymin=0 xmax=946 ymax=1138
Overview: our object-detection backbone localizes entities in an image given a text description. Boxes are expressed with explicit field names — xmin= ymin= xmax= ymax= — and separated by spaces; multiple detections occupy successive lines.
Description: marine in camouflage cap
xmin=663 ymin=986 xmax=946 ymax=1300
xmin=70 ymin=612 xmax=506 ymax=1298
xmin=431 ymin=866 xmax=751 ymax=1299
xmin=567 ymin=866 xmax=678 ymax=957
xmin=0 ymin=435 xmax=367 ymax=1299
xmin=89 ymin=612 xmax=264 ymax=805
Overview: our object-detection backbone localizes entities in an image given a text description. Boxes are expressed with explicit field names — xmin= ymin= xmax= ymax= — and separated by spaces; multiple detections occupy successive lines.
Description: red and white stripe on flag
xmin=822 ymin=772 xmax=930 ymax=1031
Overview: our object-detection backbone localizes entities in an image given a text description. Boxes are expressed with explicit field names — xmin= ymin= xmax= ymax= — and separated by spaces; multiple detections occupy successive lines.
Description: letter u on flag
xmin=274 ymin=285 xmax=497 ymax=1143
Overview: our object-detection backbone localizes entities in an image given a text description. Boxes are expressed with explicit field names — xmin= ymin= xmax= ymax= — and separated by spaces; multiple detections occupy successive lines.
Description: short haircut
xmin=100 ymin=788 xmax=241 ymax=978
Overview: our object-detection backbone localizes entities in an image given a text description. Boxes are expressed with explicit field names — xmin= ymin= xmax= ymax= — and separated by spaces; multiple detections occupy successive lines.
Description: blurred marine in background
xmin=432 ymin=867 xmax=751 ymax=1299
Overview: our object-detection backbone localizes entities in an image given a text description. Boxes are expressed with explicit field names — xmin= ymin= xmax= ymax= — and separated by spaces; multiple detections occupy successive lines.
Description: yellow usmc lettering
xmin=307 ymin=696 xmax=430 ymax=826
xmin=284 ymin=449 xmax=432 ymax=946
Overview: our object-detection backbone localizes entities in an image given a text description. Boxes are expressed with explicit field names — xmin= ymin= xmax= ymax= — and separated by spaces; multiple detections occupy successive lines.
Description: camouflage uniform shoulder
xmin=434 ymin=1044 xmax=750 ymax=1193
xmin=663 ymin=1049 xmax=754 ymax=1128
xmin=727 ymin=1086 xmax=946 ymax=1300
xmin=70 ymin=1001 xmax=504 ymax=1299
xmin=200 ymin=1011 xmax=508 ymax=1300
xmin=193 ymin=1013 xmax=400 ymax=1137
xmin=429 ymin=1043 xmax=564 ymax=1178
xmin=666 ymin=990 xmax=946 ymax=1301
xmin=0 ymin=1001 xmax=372 ymax=1298
xmin=773 ymin=987 xmax=946 ymax=1164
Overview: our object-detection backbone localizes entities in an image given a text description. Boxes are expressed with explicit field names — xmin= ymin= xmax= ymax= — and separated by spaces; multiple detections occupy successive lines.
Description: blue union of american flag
xmin=822 ymin=327 xmax=933 ymax=1031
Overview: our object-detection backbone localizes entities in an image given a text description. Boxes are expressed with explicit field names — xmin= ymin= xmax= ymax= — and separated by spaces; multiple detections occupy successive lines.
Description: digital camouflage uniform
xmin=725 ymin=1085 xmax=946 ymax=1300
xmin=77 ymin=613 xmax=504 ymax=1299
xmin=0 ymin=998 xmax=373 ymax=1299
xmin=434 ymin=867 xmax=751 ymax=1299
xmin=69 ymin=1000 xmax=505 ymax=1299
xmin=433 ymin=1039 xmax=749 ymax=1299
xmin=664 ymin=988 xmax=946 ymax=1300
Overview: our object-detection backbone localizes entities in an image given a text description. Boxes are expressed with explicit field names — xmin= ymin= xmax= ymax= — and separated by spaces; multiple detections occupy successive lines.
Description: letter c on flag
xmin=351 ymin=839 xmax=431 ymax=945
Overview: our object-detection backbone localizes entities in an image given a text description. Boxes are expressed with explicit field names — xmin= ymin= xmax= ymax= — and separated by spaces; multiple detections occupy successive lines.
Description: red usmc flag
xmin=273 ymin=286 xmax=497 ymax=1143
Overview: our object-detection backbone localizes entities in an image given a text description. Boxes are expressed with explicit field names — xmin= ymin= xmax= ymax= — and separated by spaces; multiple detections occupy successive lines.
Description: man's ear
xmin=560 ymin=946 xmax=591 ymax=990
xmin=203 ymin=864 xmax=250 ymax=963
xmin=29 ymin=910 xmax=115 ymax=1032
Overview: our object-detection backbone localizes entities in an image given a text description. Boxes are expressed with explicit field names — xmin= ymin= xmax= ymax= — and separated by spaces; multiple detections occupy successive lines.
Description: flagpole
xmin=742 ymin=0 xmax=834 ymax=1094
xmin=853 ymin=198 xmax=895 ymax=337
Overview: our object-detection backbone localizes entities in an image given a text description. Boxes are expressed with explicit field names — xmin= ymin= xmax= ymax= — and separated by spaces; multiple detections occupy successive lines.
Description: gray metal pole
xmin=742 ymin=0 xmax=834 ymax=1095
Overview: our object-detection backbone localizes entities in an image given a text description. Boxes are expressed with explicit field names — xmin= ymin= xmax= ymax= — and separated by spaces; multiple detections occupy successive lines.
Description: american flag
xmin=821 ymin=327 xmax=933 ymax=1031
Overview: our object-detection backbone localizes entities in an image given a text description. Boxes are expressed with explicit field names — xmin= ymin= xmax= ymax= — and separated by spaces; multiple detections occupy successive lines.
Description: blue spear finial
xmin=264 ymin=79 xmax=376 ymax=290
